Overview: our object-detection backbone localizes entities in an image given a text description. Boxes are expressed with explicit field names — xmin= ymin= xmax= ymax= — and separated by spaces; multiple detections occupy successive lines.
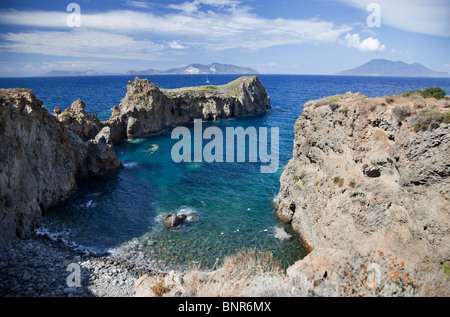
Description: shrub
xmin=385 ymin=96 xmax=394 ymax=104
xmin=349 ymin=180 xmax=356 ymax=188
xmin=293 ymin=175 xmax=299 ymax=182
xmin=414 ymin=111 xmax=450 ymax=132
xmin=393 ymin=106 xmax=412 ymax=122
xmin=151 ymin=278 xmax=169 ymax=297
xmin=404 ymin=87 xmax=446 ymax=100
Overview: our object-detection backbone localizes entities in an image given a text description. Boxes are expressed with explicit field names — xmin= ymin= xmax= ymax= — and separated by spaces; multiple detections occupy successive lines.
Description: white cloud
xmin=345 ymin=33 xmax=386 ymax=52
xmin=168 ymin=41 xmax=186 ymax=49
xmin=0 ymin=7 xmax=353 ymax=54
xmin=0 ymin=29 xmax=167 ymax=61
xmin=338 ymin=0 xmax=450 ymax=37
xmin=123 ymin=1 xmax=155 ymax=9
xmin=168 ymin=0 xmax=240 ymax=13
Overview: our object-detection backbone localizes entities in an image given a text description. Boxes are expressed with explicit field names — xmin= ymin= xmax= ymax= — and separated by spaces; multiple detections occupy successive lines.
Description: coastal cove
xmin=1 ymin=74 xmax=450 ymax=272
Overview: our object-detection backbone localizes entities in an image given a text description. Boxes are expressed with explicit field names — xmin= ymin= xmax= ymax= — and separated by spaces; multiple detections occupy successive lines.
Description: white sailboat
xmin=205 ymin=73 xmax=210 ymax=84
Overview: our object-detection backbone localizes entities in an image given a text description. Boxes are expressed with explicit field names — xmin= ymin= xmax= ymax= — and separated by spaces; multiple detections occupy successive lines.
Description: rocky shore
xmin=0 ymin=233 xmax=163 ymax=297
xmin=276 ymin=91 xmax=450 ymax=271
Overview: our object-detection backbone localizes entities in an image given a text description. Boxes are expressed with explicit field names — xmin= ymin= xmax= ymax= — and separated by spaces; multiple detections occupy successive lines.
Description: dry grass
xmin=137 ymin=249 xmax=450 ymax=297
xmin=182 ymin=250 xmax=283 ymax=297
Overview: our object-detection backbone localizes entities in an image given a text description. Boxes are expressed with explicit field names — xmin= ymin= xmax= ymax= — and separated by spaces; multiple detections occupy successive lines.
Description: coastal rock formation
xmin=54 ymin=99 xmax=103 ymax=142
xmin=107 ymin=76 xmax=271 ymax=141
xmin=0 ymin=89 xmax=122 ymax=244
xmin=0 ymin=89 xmax=78 ymax=244
xmin=276 ymin=92 xmax=450 ymax=269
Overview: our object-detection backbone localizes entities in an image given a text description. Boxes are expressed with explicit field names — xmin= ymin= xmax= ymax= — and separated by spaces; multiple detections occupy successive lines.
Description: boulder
xmin=163 ymin=214 xmax=188 ymax=229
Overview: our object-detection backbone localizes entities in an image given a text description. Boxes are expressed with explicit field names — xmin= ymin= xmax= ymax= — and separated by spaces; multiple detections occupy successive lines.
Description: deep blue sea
xmin=2 ymin=74 xmax=450 ymax=269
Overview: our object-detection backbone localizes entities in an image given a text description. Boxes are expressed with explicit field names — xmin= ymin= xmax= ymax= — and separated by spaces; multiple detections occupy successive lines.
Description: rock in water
xmin=163 ymin=214 xmax=188 ymax=229
xmin=107 ymin=76 xmax=271 ymax=141
xmin=276 ymin=92 xmax=450 ymax=270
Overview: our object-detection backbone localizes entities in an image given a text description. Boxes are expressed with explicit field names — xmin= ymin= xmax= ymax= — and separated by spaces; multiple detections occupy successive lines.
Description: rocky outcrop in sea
xmin=276 ymin=92 xmax=450 ymax=270
xmin=107 ymin=76 xmax=271 ymax=141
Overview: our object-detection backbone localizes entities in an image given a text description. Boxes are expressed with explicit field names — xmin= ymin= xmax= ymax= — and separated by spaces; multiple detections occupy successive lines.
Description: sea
xmin=1 ymin=74 xmax=450 ymax=270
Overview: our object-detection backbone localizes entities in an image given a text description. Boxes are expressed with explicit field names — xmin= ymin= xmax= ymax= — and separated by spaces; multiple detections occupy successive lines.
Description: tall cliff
xmin=0 ymin=89 xmax=122 ymax=245
xmin=276 ymin=92 xmax=450 ymax=270
xmin=107 ymin=76 xmax=271 ymax=141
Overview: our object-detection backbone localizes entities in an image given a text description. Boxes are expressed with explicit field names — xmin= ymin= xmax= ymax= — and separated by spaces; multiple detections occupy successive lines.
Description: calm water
xmin=2 ymin=74 xmax=450 ymax=269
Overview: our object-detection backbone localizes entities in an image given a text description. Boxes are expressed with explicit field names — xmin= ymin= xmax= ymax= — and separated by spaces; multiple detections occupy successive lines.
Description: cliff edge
xmin=0 ymin=89 xmax=122 ymax=245
xmin=276 ymin=91 xmax=450 ymax=270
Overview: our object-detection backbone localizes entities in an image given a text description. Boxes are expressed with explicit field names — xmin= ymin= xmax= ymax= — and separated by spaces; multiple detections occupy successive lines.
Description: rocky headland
xmin=107 ymin=76 xmax=271 ymax=141
xmin=276 ymin=91 xmax=450 ymax=271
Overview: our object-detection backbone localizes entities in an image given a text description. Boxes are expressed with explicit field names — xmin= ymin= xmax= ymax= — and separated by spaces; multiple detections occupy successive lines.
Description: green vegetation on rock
xmin=403 ymin=87 xmax=447 ymax=100
xmin=414 ymin=111 xmax=450 ymax=132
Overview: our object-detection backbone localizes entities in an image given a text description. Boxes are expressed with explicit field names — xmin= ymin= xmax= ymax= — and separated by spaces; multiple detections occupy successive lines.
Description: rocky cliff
xmin=276 ymin=92 xmax=450 ymax=270
xmin=0 ymin=89 xmax=122 ymax=245
xmin=107 ymin=76 xmax=271 ymax=141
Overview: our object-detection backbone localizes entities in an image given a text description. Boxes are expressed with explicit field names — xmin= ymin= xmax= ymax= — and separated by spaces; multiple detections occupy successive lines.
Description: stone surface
xmin=163 ymin=214 xmax=188 ymax=229
xmin=55 ymin=99 xmax=103 ymax=142
xmin=276 ymin=92 xmax=450 ymax=270
xmin=107 ymin=76 xmax=271 ymax=141
xmin=0 ymin=89 xmax=78 ymax=244
xmin=287 ymin=248 xmax=351 ymax=283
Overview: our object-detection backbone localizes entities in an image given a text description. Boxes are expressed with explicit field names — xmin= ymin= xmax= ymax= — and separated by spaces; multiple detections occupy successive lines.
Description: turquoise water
xmin=2 ymin=75 xmax=450 ymax=269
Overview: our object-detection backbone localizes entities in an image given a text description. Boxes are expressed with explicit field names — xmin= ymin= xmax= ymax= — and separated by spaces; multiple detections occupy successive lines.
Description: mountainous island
xmin=40 ymin=63 xmax=258 ymax=77
xmin=338 ymin=59 xmax=449 ymax=77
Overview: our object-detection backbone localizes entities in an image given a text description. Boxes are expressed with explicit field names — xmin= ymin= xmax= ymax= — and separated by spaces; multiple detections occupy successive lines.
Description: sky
xmin=0 ymin=0 xmax=449 ymax=77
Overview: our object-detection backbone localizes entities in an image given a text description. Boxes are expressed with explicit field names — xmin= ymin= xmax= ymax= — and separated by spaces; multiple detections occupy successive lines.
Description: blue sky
xmin=0 ymin=0 xmax=449 ymax=76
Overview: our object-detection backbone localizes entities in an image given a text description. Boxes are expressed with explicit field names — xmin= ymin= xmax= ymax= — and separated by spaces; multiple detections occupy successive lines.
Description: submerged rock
xmin=107 ymin=76 xmax=271 ymax=141
xmin=276 ymin=92 xmax=450 ymax=270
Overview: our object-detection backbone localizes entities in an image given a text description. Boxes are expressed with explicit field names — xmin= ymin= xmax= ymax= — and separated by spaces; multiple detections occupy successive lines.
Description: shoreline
xmin=0 ymin=233 xmax=163 ymax=297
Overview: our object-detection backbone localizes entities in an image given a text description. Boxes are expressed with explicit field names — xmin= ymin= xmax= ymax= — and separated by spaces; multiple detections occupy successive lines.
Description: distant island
xmin=338 ymin=59 xmax=449 ymax=77
xmin=40 ymin=63 xmax=258 ymax=77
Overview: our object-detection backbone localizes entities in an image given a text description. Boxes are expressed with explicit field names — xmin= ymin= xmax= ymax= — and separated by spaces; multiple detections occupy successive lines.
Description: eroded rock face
xmin=55 ymin=99 xmax=103 ymax=142
xmin=0 ymin=89 xmax=78 ymax=244
xmin=276 ymin=92 xmax=450 ymax=270
xmin=107 ymin=76 xmax=271 ymax=141
xmin=0 ymin=89 xmax=122 ymax=244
